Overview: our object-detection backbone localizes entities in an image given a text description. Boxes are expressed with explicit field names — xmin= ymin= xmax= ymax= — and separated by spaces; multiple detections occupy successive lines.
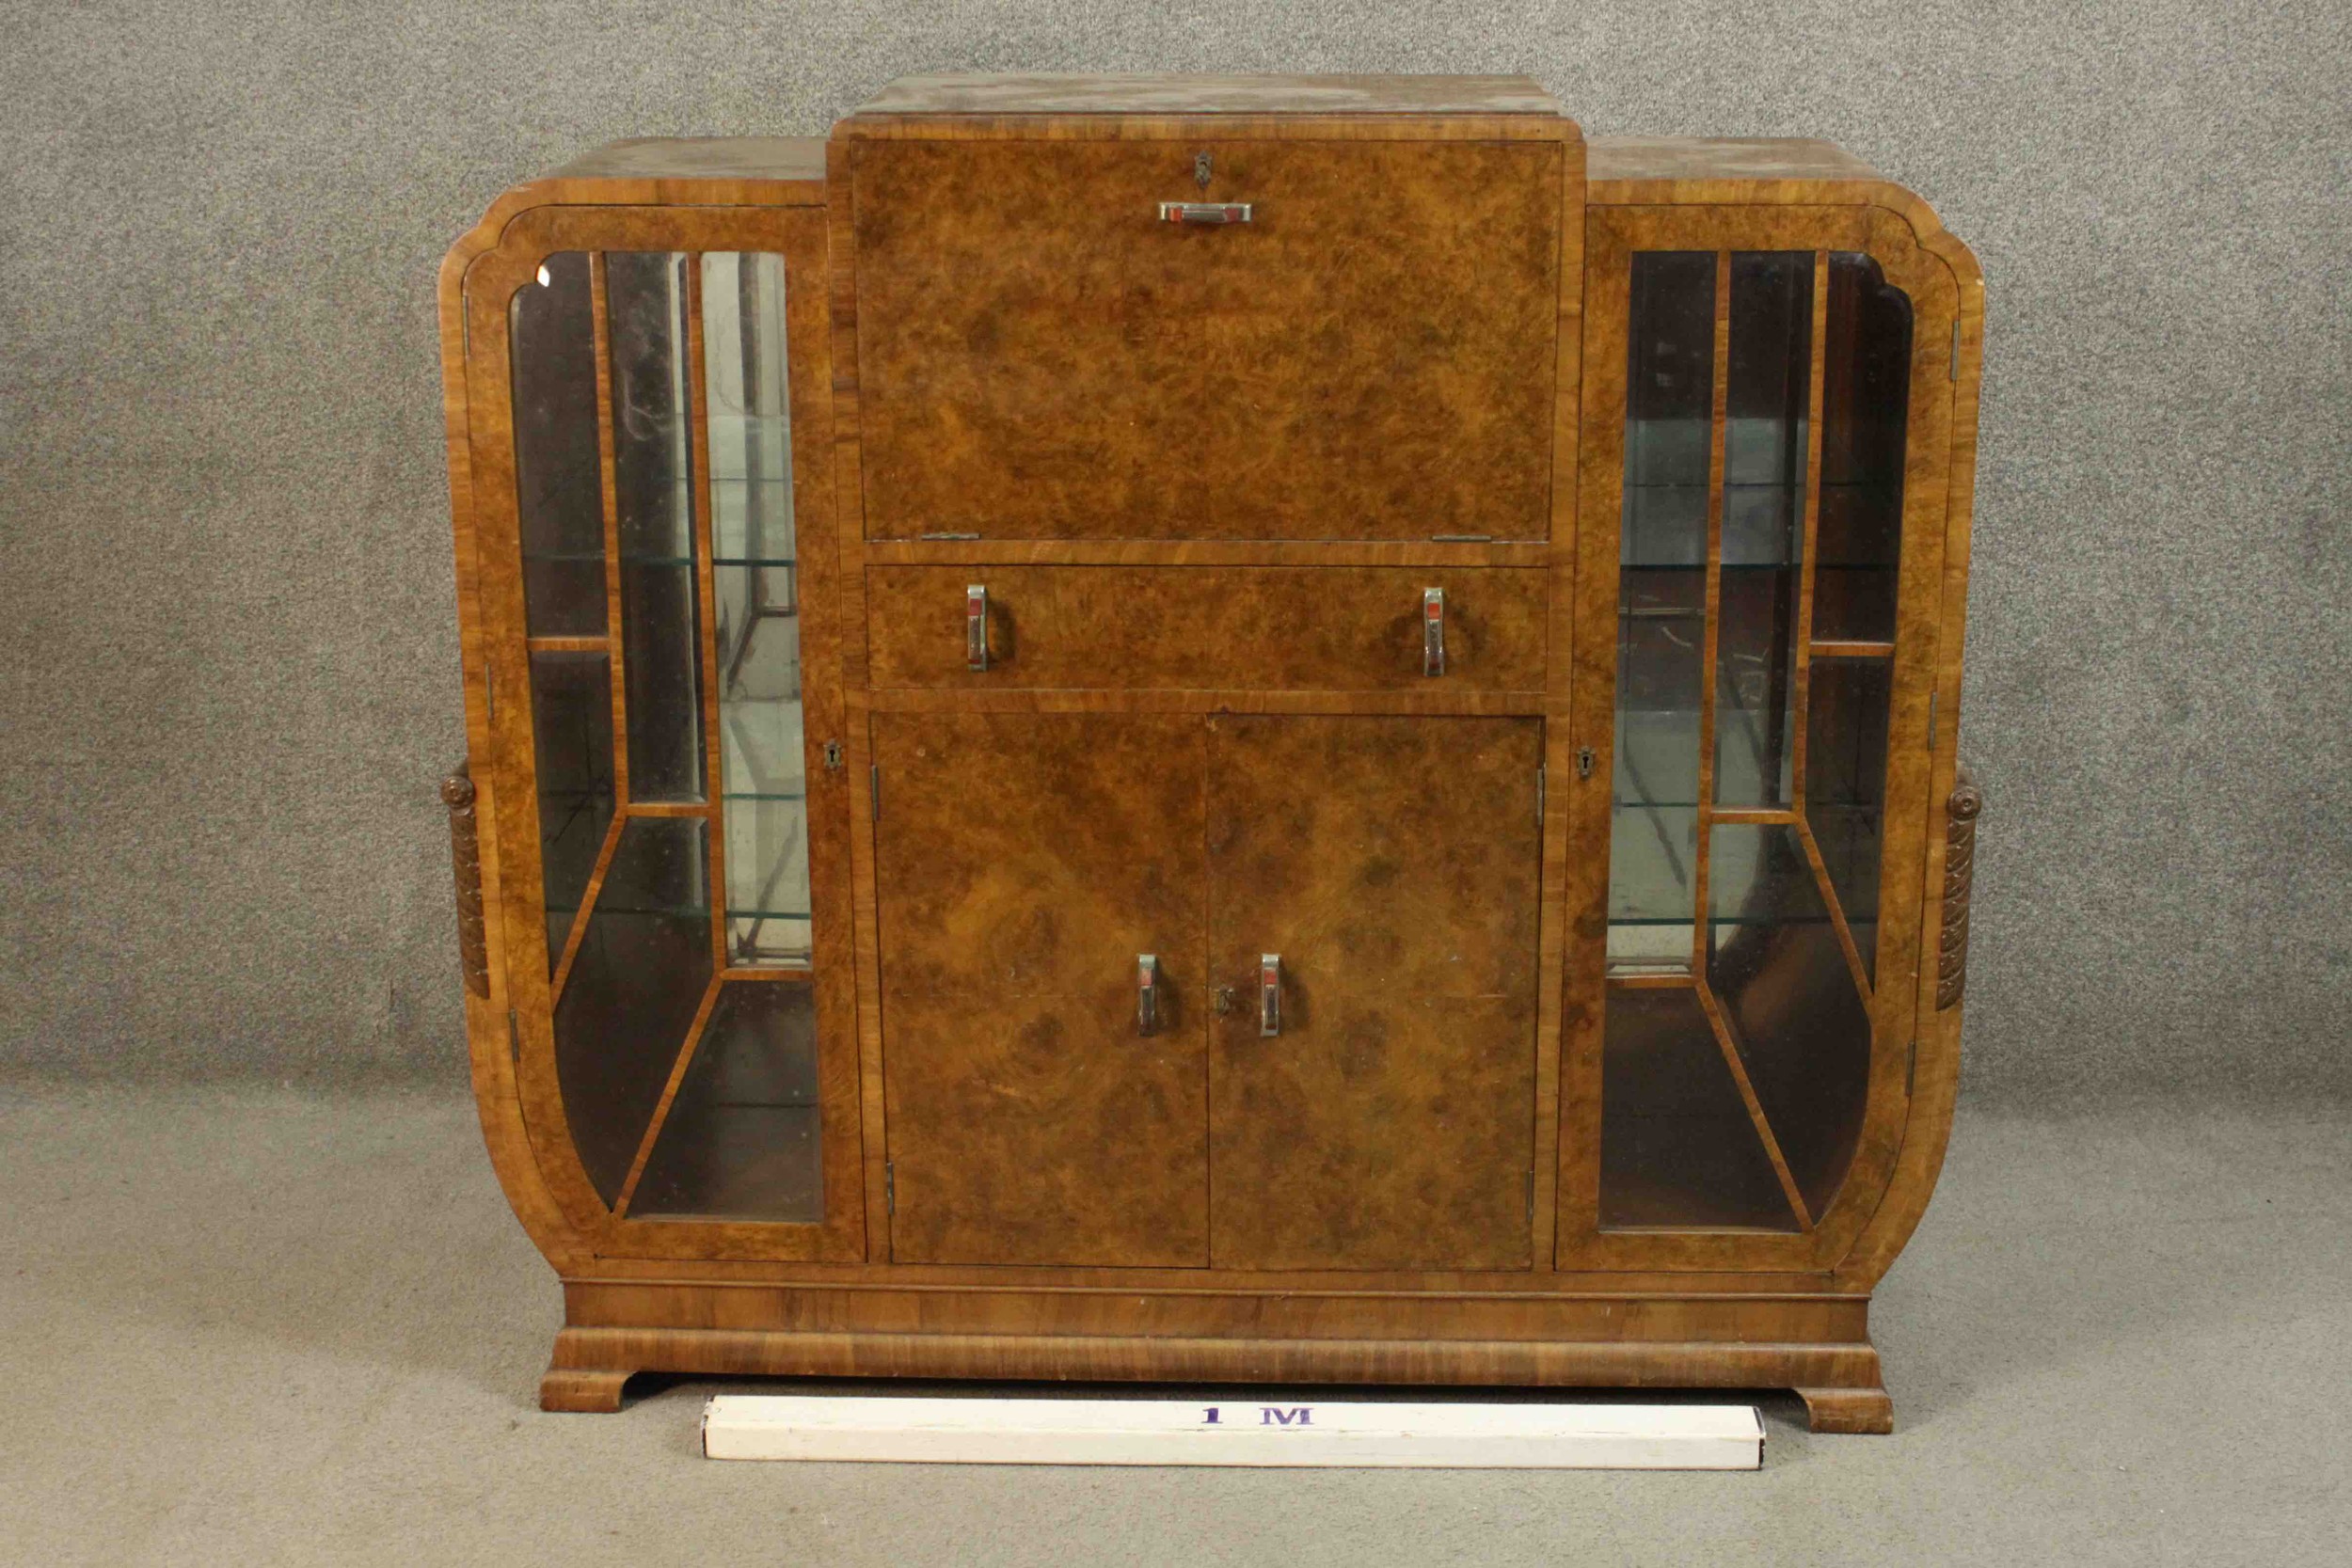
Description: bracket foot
xmin=540 ymin=1367 xmax=633 ymax=1413
xmin=1795 ymin=1386 xmax=1894 ymax=1434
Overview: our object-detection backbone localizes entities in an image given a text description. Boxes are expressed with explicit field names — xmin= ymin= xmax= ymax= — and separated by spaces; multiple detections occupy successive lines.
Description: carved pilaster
xmin=443 ymin=762 xmax=490 ymax=998
xmin=1936 ymin=767 xmax=1982 ymax=1010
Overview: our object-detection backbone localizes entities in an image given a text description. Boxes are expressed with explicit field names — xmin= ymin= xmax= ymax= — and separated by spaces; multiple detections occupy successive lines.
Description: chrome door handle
xmin=1422 ymin=587 xmax=1446 ymax=676
xmin=1159 ymin=201 xmax=1252 ymax=225
xmin=1259 ymin=954 xmax=1281 ymax=1037
xmin=1136 ymin=954 xmax=1161 ymax=1037
xmin=966 ymin=583 xmax=989 ymax=672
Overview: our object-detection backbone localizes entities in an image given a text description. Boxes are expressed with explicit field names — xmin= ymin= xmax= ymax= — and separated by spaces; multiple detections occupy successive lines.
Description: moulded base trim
xmin=539 ymin=1318 xmax=1892 ymax=1433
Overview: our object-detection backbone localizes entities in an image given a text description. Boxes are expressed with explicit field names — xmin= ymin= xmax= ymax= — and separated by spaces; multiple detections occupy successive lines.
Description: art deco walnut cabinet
xmin=435 ymin=74 xmax=1984 ymax=1433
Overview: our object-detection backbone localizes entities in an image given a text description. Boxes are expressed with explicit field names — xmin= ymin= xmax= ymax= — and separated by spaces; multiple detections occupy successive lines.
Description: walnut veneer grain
xmin=850 ymin=138 xmax=1561 ymax=541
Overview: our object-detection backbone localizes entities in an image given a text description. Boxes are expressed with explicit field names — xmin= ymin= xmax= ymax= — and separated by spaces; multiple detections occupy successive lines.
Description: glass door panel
xmin=1610 ymin=251 xmax=1713 ymax=974
xmin=1599 ymin=984 xmax=1798 ymax=1229
xmin=606 ymin=251 xmax=706 ymax=803
xmin=509 ymin=252 xmax=607 ymax=637
xmin=1716 ymin=250 xmax=1813 ymax=809
xmin=631 ymin=982 xmax=822 ymax=1220
xmin=701 ymin=251 xmax=812 ymax=967
xmin=525 ymin=650 xmax=614 ymax=964
xmin=549 ymin=815 xmax=712 ymax=1203
xmin=1595 ymin=234 xmax=1919 ymax=1235
xmin=1815 ymin=254 xmax=1912 ymax=643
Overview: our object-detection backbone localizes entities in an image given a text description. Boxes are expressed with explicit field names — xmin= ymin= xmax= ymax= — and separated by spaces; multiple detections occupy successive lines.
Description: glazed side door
xmin=463 ymin=202 xmax=867 ymax=1262
xmin=870 ymin=713 xmax=1212 ymax=1266
xmin=1557 ymin=203 xmax=1963 ymax=1271
xmin=1206 ymin=715 xmax=1546 ymax=1271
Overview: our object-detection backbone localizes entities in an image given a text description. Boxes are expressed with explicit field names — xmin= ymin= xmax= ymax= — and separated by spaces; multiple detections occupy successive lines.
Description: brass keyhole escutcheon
xmin=1194 ymin=150 xmax=1212 ymax=190
xmin=1211 ymin=985 xmax=1236 ymax=1015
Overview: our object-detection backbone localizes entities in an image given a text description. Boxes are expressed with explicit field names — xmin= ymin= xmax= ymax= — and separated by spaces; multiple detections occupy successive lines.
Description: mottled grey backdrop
xmin=3 ymin=1 xmax=2345 ymax=1100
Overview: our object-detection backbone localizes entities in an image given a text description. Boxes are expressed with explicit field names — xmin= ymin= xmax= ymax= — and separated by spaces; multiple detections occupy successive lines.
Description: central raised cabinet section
xmin=837 ymin=78 xmax=1580 ymax=1276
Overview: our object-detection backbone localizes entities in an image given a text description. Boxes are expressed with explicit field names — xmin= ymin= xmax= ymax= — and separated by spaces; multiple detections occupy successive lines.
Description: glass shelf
xmin=1620 ymin=562 xmax=1899 ymax=575
xmin=520 ymin=551 xmax=796 ymax=569
xmin=1609 ymin=800 xmax=1883 ymax=812
xmin=1613 ymin=912 xmax=1842 ymax=927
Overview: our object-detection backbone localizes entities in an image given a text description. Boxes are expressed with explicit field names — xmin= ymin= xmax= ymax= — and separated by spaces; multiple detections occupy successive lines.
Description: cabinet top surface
xmin=1586 ymin=136 xmax=1883 ymax=187
xmin=852 ymin=72 xmax=1565 ymax=118
xmin=546 ymin=135 xmax=827 ymax=183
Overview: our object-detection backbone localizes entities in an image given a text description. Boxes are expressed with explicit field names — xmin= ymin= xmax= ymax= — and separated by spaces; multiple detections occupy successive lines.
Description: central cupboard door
xmin=1206 ymin=717 xmax=1546 ymax=1270
xmin=872 ymin=712 xmax=1545 ymax=1271
xmin=872 ymin=713 xmax=1212 ymax=1266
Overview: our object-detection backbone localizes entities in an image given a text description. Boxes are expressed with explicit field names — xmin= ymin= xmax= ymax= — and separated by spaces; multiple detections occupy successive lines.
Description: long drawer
xmin=866 ymin=566 xmax=1548 ymax=691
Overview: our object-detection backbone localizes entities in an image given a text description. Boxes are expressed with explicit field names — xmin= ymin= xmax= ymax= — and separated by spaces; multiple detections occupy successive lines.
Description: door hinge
xmin=1905 ymin=1038 xmax=1918 ymax=1096
xmin=869 ymin=764 xmax=882 ymax=819
xmin=484 ymin=661 xmax=495 ymax=726
xmin=884 ymin=1161 xmax=897 ymax=1214
xmin=1949 ymin=318 xmax=1961 ymax=381
xmin=506 ymin=1009 xmax=520 ymax=1067
xmin=1535 ymin=767 xmax=1546 ymax=825
xmin=822 ymin=739 xmax=844 ymax=771
xmin=1928 ymin=691 xmax=1939 ymax=748
xmin=1526 ymin=1168 xmax=1535 ymax=1222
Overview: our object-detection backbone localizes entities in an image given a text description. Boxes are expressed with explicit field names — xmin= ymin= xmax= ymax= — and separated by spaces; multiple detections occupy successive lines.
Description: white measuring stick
xmin=702 ymin=1396 xmax=1763 ymax=1469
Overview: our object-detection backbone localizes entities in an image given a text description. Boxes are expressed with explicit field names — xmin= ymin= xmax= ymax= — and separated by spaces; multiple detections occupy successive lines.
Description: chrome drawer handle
xmin=1259 ymin=954 xmax=1281 ymax=1037
xmin=965 ymin=583 xmax=989 ymax=672
xmin=1422 ymin=587 xmax=1446 ymax=676
xmin=1159 ymin=201 xmax=1252 ymax=225
xmin=1136 ymin=954 xmax=1161 ymax=1037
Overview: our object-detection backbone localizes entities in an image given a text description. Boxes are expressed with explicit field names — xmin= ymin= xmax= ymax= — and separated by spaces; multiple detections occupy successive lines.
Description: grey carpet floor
xmin=1 ymin=1086 xmax=2344 ymax=1566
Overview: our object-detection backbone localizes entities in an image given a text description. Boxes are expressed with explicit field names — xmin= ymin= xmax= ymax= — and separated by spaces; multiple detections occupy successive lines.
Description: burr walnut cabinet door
xmin=1205 ymin=715 xmax=1546 ymax=1271
xmin=850 ymin=138 xmax=1562 ymax=541
xmin=871 ymin=712 xmax=1211 ymax=1266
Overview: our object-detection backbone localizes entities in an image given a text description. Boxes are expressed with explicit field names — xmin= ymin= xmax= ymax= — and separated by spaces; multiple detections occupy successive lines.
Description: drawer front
xmin=867 ymin=566 xmax=1549 ymax=691
xmin=851 ymin=139 xmax=1562 ymax=541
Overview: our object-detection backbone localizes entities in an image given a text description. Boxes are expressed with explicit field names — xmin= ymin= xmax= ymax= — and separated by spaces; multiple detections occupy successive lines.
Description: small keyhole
xmin=1575 ymin=746 xmax=1597 ymax=780
xmin=1194 ymin=151 xmax=1213 ymax=190
xmin=1211 ymin=985 xmax=1236 ymax=1016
